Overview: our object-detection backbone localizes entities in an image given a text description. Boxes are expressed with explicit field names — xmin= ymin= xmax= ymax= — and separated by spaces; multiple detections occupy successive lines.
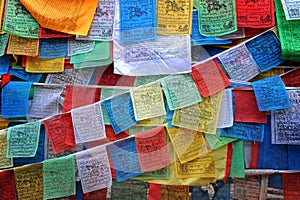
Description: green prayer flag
xmin=43 ymin=155 xmax=76 ymax=199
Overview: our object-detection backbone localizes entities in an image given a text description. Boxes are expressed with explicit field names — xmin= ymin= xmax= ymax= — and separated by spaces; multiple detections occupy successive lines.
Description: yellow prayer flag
xmin=14 ymin=163 xmax=44 ymax=200
xmin=272 ymin=27 xmax=279 ymax=38
xmin=19 ymin=0 xmax=98 ymax=36
xmin=0 ymin=0 xmax=5 ymax=33
xmin=175 ymin=151 xmax=216 ymax=179
xmin=157 ymin=0 xmax=193 ymax=35
xmin=172 ymin=91 xmax=223 ymax=134
xmin=199 ymin=139 xmax=211 ymax=159
xmin=0 ymin=116 xmax=9 ymax=130
xmin=144 ymin=145 xmax=227 ymax=186
xmin=0 ymin=131 xmax=13 ymax=169
xmin=136 ymin=115 xmax=164 ymax=126
xmin=160 ymin=185 xmax=190 ymax=200
xmin=167 ymin=127 xmax=206 ymax=164
xmin=213 ymin=145 xmax=227 ymax=180
xmin=7 ymin=35 xmax=39 ymax=56
xmin=131 ymin=81 xmax=166 ymax=121
xmin=25 ymin=56 xmax=65 ymax=73
xmin=11 ymin=55 xmax=19 ymax=66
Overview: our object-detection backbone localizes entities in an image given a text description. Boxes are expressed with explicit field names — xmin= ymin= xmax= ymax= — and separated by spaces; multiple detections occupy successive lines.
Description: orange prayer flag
xmin=19 ymin=0 xmax=98 ymax=36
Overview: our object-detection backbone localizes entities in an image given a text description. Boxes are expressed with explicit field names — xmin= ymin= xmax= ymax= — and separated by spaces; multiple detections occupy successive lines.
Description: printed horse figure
xmin=260 ymin=15 xmax=271 ymax=24
xmin=96 ymin=7 xmax=109 ymax=17
xmin=165 ymin=0 xmax=184 ymax=13
xmin=15 ymin=4 xmax=29 ymax=16
xmin=207 ymin=0 xmax=227 ymax=13
xmin=128 ymin=6 xmax=148 ymax=19
xmin=289 ymin=8 xmax=300 ymax=17
xmin=15 ymin=131 xmax=27 ymax=144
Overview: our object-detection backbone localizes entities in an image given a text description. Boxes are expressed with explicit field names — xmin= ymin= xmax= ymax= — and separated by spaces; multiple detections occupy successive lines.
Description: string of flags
xmin=0 ymin=0 xmax=299 ymax=199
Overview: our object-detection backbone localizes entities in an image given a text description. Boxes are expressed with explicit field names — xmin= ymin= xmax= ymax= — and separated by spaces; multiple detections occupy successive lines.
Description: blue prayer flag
xmin=38 ymin=38 xmax=68 ymax=59
xmin=288 ymin=145 xmax=300 ymax=170
xmin=1 ymin=81 xmax=32 ymax=118
xmin=246 ymin=31 xmax=284 ymax=72
xmin=102 ymin=92 xmax=137 ymax=134
xmin=9 ymin=68 xmax=42 ymax=82
xmin=218 ymin=122 xmax=264 ymax=142
xmin=0 ymin=55 xmax=11 ymax=75
xmin=119 ymin=0 xmax=157 ymax=43
xmin=252 ymin=76 xmax=291 ymax=111
xmin=257 ymin=116 xmax=288 ymax=170
xmin=107 ymin=137 xmax=143 ymax=182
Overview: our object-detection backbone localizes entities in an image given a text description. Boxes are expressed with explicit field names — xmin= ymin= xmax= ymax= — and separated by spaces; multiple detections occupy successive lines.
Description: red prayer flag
xmin=105 ymin=125 xmax=129 ymax=142
xmin=250 ymin=142 xmax=259 ymax=169
xmin=62 ymin=85 xmax=100 ymax=113
xmin=148 ymin=183 xmax=162 ymax=200
xmin=244 ymin=28 xmax=269 ymax=38
xmin=1 ymin=74 xmax=10 ymax=87
xmin=38 ymin=27 xmax=73 ymax=38
xmin=283 ymin=173 xmax=300 ymax=200
xmin=135 ymin=127 xmax=171 ymax=172
xmin=191 ymin=59 xmax=230 ymax=98
xmin=236 ymin=0 xmax=275 ymax=28
xmin=234 ymin=88 xmax=267 ymax=123
xmin=64 ymin=59 xmax=74 ymax=69
xmin=0 ymin=170 xmax=17 ymax=200
xmin=224 ymin=142 xmax=233 ymax=183
xmin=43 ymin=113 xmax=75 ymax=154
xmin=87 ymin=139 xmax=107 ymax=148
xmin=281 ymin=67 xmax=300 ymax=87
xmin=82 ymin=188 xmax=107 ymax=200
xmin=22 ymin=56 xmax=26 ymax=68
xmin=96 ymin=64 xmax=135 ymax=86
